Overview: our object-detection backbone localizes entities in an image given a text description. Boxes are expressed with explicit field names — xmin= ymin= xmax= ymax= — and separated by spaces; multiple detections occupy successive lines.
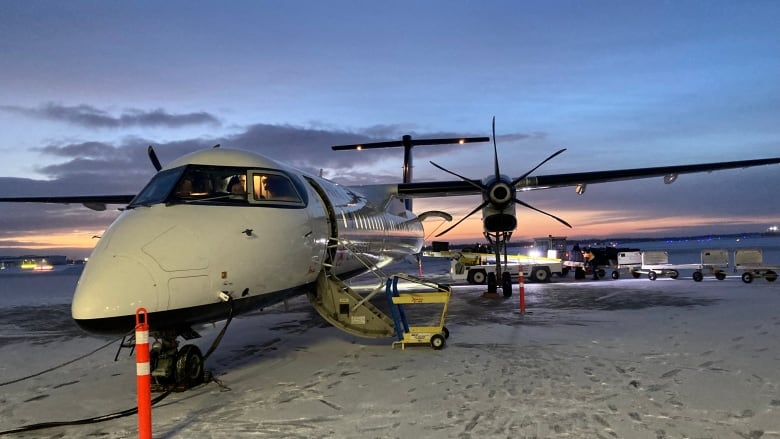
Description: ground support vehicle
xmin=733 ymin=248 xmax=779 ymax=283
xmin=384 ymin=273 xmax=451 ymax=350
xmin=610 ymin=251 xmax=643 ymax=279
xmin=566 ymin=247 xmax=641 ymax=280
xmin=449 ymin=253 xmax=564 ymax=284
xmin=532 ymin=236 xmax=570 ymax=260
xmin=632 ymin=249 xmax=729 ymax=281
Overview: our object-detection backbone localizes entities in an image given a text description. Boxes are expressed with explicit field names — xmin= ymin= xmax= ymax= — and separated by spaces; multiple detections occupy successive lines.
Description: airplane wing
xmin=0 ymin=195 xmax=135 ymax=211
xmin=397 ymin=156 xmax=780 ymax=197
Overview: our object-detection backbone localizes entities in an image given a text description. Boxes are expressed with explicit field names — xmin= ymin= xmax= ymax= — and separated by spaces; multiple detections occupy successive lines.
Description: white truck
xmin=449 ymin=252 xmax=564 ymax=284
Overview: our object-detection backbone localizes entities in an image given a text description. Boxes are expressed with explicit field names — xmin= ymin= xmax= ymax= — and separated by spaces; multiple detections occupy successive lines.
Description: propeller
xmin=147 ymin=145 xmax=162 ymax=171
xmin=432 ymin=117 xmax=572 ymax=238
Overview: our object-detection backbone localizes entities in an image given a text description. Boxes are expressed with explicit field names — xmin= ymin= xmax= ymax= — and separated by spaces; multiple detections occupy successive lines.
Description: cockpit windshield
xmin=128 ymin=165 xmax=306 ymax=208
xmin=128 ymin=166 xmax=186 ymax=207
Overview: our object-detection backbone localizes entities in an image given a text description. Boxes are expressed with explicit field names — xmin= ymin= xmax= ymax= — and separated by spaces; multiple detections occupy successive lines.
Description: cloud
xmin=2 ymin=112 xmax=778 ymax=259
xmin=0 ymin=103 xmax=220 ymax=128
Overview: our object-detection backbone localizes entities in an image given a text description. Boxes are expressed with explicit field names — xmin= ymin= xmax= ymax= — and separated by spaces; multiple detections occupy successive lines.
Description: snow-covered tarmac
xmin=1 ymin=267 xmax=779 ymax=438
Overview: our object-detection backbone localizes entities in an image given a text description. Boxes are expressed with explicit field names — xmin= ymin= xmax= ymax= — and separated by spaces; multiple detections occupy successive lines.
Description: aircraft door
xmin=303 ymin=177 xmax=337 ymax=270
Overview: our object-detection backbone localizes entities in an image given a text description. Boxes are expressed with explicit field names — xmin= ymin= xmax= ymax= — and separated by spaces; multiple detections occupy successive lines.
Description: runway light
xmin=458 ymin=139 xmax=465 ymax=144
xmin=356 ymin=145 xmax=362 ymax=150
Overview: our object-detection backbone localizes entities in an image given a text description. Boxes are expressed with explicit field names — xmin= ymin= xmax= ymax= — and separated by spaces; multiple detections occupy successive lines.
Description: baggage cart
xmin=734 ymin=248 xmax=779 ymax=283
xmin=634 ymin=249 xmax=729 ymax=281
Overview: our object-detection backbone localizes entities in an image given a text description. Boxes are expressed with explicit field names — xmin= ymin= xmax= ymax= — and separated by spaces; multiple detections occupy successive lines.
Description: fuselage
xmin=72 ymin=148 xmax=423 ymax=335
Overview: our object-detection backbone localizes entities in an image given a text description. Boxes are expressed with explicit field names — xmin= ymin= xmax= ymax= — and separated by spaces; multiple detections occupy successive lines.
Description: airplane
xmin=2 ymin=123 xmax=780 ymax=390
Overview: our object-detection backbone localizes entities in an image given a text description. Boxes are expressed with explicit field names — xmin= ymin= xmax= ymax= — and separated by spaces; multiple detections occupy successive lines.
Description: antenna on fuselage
xmin=331 ymin=135 xmax=489 ymax=210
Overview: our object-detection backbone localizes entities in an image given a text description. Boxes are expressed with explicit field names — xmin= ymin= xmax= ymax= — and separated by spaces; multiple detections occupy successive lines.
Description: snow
xmin=2 ymin=258 xmax=780 ymax=438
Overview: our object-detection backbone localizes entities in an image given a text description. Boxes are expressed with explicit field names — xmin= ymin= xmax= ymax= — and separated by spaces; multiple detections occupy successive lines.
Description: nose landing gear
xmin=150 ymin=332 xmax=205 ymax=392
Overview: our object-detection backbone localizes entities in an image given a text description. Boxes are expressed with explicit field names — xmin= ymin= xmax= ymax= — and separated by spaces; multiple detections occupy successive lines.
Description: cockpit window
xmin=128 ymin=167 xmax=186 ymax=207
xmin=167 ymin=166 xmax=249 ymax=203
xmin=248 ymin=172 xmax=304 ymax=205
xmin=128 ymin=164 xmax=306 ymax=208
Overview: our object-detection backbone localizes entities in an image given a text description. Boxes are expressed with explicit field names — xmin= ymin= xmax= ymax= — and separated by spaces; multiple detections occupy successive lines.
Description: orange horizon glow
xmin=418 ymin=205 xmax=778 ymax=245
xmin=1 ymin=210 xmax=776 ymax=257
xmin=0 ymin=230 xmax=101 ymax=251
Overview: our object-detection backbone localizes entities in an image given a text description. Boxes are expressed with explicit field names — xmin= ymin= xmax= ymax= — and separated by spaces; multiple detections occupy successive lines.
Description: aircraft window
xmin=250 ymin=173 xmax=303 ymax=204
xmin=167 ymin=166 xmax=250 ymax=204
xmin=129 ymin=167 xmax=186 ymax=207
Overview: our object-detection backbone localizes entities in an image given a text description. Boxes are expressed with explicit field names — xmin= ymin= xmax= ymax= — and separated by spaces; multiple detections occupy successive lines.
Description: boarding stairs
xmin=306 ymin=239 xmax=396 ymax=338
xmin=306 ymin=239 xmax=452 ymax=342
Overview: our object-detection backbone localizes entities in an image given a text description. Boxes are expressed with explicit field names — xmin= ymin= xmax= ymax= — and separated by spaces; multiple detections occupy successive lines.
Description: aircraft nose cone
xmin=72 ymin=254 xmax=159 ymax=335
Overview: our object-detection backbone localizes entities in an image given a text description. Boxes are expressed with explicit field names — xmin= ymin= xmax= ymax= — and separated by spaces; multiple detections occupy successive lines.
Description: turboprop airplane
xmin=2 ymin=126 xmax=780 ymax=389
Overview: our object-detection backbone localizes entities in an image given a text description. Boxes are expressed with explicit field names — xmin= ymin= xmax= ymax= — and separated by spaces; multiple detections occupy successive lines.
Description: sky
xmin=1 ymin=0 xmax=780 ymax=259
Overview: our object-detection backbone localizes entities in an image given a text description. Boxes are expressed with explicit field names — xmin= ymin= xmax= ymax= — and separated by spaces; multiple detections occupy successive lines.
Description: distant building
xmin=0 ymin=255 xmax=68 ymax=270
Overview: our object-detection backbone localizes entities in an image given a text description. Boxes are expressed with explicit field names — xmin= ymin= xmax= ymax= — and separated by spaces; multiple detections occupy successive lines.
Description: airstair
xmin=307 ymin=271 xmax=396 ymax=338
xmin=305 ymin=239 xmax=452 ymax=343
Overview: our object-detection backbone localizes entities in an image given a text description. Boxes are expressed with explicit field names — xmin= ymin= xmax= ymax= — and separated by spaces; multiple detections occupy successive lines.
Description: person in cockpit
xmin=228 ymin=175 xmax=247 ymax=199
xmin=175 ymin=177 xmax=194 ymax=197
xmin=264 ymin=175 xmax=297 ymax=201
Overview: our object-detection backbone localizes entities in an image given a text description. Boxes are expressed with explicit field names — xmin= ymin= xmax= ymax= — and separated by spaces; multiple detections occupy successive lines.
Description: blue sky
xmin=1 ymin=1 xmax=780 ymax=258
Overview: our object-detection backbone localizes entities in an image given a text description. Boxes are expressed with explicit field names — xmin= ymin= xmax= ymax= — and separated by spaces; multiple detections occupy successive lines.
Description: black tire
xmin=560 ymin=267 xmax=570 ymax=277
xmin=430 ymin=334 xmax=445 ymax=350
xmin=670 ymin=270 xmax=679 ymax=279
xmin=175 ymin=345 xmax=204 ymax=389
xmin=693 ymin=271 xmax=704 ymax=282
xmin=531 ymin=267 xmax=551 ymax=283
xmin=597 ymin=269 xmax=606 ymax=278
xmin=631 ymin=271 xmax=641 ymax=279
xmin=502 ymin=272 xmax=513 ymax=298
xmin=611 ymin=270 xmax=620 ymax=280
xmin=742 ymin=272 xmax=754 ymax=284
xmin=766 ymin=270 xmax=778 ymax=282
xmin=442 ymin=326 xmax=449 ymax=339
xmin=468 ymin=269 xmax=487 ymax=284
xmin=648 ymin=271 xmax=657 ymax=281
xmin=715 ymin=271 xmax=726 ymax=281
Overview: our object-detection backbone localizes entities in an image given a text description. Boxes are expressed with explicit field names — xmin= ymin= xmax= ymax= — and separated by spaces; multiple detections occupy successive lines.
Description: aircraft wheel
xmin=430 ymin=334 xmax=446 ymax=350
xmin=741 ymin=272 xmax=754 ymax=284
xmin=442 ymin=326 xmax=450 ymax=339
xmin=669 ymin=270 xmax=680 ymax=279
xmin=693 ymin=271 xmax=704 ymax=282
xmin=715 ymin=271 xmax=726 ymax=281
xmin=175 ymin=344 xmax=204 ymax=389
xmin=648 ymin=271 xmax=657 ymax=281
xmin=611 ymin=270 xmax=620 ymax=280
xmin=468 ymin=270 xmax=487 ymax=284
xmin=487 ymin=272 xmax=497 ymax=289
xmin=766 ymin=270 xmax=778 ymax=282
xmin=502 ymin=272 xmax=513 ymax=298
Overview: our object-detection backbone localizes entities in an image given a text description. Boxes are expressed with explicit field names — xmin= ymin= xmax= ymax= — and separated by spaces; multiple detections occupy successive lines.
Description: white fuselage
xmin=71 ymin=149 xmax=423 ymax=334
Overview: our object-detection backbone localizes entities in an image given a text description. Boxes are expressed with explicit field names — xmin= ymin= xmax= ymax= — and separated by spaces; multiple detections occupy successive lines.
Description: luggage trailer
xmin=625 ymin=249 xmax=730 ymax=281
xmin=733 ymin=248 xmax=779 ymax=283
xmin=610 ymin=251 xmax=643 ymax=279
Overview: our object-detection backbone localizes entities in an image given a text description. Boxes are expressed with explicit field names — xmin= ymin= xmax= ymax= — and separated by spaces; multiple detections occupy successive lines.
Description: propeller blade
xmin=511 ymin=148 xmax=567 ymax=186
xmin=147 ymin=145 xmax=162 ymax=171
xmin=514 ymin=197 xmax=573 ymax=228
xmin=492 ymin=116 xmax=500 ymax=179
xmin=429 ymin=161 xmax=485 ymax=191
xmin=435 ymin=200 xmax=489 ymax=237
